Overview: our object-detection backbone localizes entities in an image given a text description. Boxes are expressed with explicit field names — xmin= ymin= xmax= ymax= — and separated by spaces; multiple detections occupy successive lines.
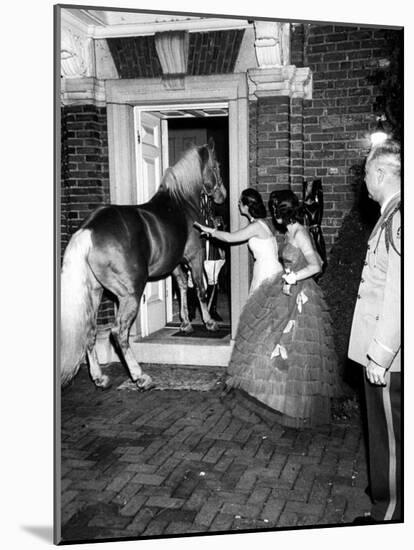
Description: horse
xmin=60 ymin=138 xmax=226 ymax=390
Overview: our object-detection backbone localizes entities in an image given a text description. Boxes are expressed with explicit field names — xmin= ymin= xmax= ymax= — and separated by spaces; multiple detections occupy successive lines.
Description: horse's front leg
xmin=172 ymin=265 xmax=193 ymax=333
xmin=188 ymin=255 xmax=218 ymax=332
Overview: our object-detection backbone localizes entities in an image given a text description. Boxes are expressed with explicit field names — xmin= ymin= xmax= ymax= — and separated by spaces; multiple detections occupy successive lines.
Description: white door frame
xmin=106 ymin=74 xmax=249 ymax=354
xmin=133 ymin=110 xmax=169 ymax=337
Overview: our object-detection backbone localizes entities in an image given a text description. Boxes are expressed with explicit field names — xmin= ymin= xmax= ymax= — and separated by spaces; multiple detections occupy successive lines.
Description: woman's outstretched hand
xmin=193 ymin=222 xmax=215 ymax=236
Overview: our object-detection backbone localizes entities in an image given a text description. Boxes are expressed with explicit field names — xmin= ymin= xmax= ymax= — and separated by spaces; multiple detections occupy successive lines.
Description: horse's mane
xmin=160 ymin=145 xmax=204 ymax=205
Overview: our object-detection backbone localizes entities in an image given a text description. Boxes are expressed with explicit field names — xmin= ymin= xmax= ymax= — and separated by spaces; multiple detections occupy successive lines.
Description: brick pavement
xmin=59 ymin=363 xmax=371 ymax=543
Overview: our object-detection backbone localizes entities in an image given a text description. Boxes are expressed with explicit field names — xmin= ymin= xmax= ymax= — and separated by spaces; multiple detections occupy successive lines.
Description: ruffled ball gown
xmin=226 ymin=236 xmax=342 ymax=428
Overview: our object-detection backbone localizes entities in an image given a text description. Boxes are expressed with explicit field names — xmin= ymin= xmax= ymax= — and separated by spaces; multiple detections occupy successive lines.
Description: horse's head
xmin=199 ymin=138 xmax=227 ymax=204
xmin=161 ymin=138 xmax=226 ymax=212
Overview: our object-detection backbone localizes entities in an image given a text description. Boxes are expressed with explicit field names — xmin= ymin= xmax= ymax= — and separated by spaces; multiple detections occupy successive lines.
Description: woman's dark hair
xmin=268 ymin=189 xmax=304 ymax=228
xmin=240 ymin=188 xmax=266 ymax=219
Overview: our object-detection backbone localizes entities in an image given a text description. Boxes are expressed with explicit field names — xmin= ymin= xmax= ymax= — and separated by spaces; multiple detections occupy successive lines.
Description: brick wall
xmin=252 ymin=96 xmax=291 ymax=206
xmin=249 ymin=102 xmax=258 ymax=188
xmin=300 ymin=24 xmax=399 ymax=245
xmin=61 ymin=104 xmax=110 ymax=247
xmin=61 ymin=104 xmax=114 ymax=326
xmin=290 ymin=23 xmax=305 ymax=66
xmin=188 ymin=30 xmax=244 ymax=75
xmin=107 ymin=30 xmax=244 ymax=79
xmin=290 ymin=98 xmax=305 ymax=197
xmin=249 ymin=24 xmax=401 ymax=249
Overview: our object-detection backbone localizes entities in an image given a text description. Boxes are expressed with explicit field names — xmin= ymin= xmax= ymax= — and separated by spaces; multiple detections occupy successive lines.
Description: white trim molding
xmin=61 ymin=77 xmax=106 ymax=107
xmin=61 ymin=7 xmax=251 ymax=39
xmin=248 ymin=65 xmax=313 ymax=100
xmin=105 ymin=73 xmax=249 ymax=105
xmin=91 ymin=18 xmax=251 ymax=39
xmin=253 ymin=21 xmax=291 ymax=68
xmin=95 ymin=327 xmax=233 ymax=367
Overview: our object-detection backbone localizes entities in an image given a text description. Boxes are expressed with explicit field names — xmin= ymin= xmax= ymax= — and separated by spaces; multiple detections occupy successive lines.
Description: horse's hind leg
xmin=87 ymin=247 xmax=152 ymax=390
xmin=85 ymin=285 xmax=111 ymax=388
xmin=112 ymin=294 xmax=154 ymax=390
xmin=172 ymin=265 xmax=193 ymax=333
xmin=87 ymin=347 xmax=110 ymax=388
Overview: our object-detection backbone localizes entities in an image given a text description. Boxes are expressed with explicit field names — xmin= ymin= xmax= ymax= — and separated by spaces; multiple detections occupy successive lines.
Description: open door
xmin=134 ymin=110 xmax=169 ymax=337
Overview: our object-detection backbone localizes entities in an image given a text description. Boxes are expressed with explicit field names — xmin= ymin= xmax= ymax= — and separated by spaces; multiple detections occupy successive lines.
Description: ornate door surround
xmin=105 ymin=74 xmax=250 ymax=342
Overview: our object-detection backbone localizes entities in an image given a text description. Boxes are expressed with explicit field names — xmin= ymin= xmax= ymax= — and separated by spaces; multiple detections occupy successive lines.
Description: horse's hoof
xmin=94 ymin=375 xmax=111 ymax=389
xmin=206 ymin=320 xmax=219 ymax=331
xmin=135 ymin=373 xmax=155 ymax=391
xmin=179 ymin=322 xmax=194 ymax=334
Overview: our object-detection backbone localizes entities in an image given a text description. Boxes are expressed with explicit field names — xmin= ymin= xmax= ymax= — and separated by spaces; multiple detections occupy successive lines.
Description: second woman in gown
xmin=229 ymin=189 xmax=342 ymax=427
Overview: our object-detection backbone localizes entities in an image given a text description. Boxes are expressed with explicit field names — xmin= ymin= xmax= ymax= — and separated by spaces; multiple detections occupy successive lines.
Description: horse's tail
xmin=60 ymin=228 xmax=99 ymax=387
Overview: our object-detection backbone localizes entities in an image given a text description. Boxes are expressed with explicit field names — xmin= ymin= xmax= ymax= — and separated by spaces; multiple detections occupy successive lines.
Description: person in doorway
xmin=348 ymin=140 xmax=401 ymax=524
xmin=188 ymin=193 xmax=226 ymax=322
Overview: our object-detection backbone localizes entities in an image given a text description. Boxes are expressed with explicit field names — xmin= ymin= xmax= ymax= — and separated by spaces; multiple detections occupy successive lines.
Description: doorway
xmin=105 ymin=74 xmax=250 ymax=365
xmin=133 ymin=104 xmax=230 ymax=342
xmin=167 ymin=116 xmax=230 ymax=332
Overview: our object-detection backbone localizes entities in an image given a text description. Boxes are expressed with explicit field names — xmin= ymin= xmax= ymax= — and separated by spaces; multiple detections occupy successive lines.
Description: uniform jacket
xmin=348 ymin=193 xmax=401 ymax=372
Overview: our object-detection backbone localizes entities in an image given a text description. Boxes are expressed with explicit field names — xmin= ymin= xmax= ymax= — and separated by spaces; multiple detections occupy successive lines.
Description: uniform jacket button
xmin=363 ymin=261 xmax=368 ymax=266
xmin=361 ymin=278 xmax=365 ymax=283
xmin=357 ymin=294 xmax=361 ymax=299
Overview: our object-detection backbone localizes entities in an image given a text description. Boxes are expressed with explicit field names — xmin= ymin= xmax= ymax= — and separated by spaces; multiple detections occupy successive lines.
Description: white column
xmin=228 ymin=87 xmax=250 ymax=337
xmin=106 ymin=103 xmax=137 ymax=205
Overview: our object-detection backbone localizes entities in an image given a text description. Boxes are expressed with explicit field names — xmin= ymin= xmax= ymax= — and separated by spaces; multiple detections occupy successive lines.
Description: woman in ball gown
xmin=198 ymin=188 xmax=343 ymax=428
xmin=234 ymin=189 xmax=343 ymax=427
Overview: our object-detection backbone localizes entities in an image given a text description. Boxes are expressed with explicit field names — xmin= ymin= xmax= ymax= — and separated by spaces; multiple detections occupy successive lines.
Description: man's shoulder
xmin=387 ymin=200 xmax=401 ymax=230
xmin=386 ymin=204 xmax=401 ymax=255
xmin=392 ymin=210 xmax=401 ymax=246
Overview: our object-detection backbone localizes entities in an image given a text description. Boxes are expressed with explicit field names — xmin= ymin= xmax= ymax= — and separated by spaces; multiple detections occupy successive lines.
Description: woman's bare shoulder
xmin=255 ymin=218 xmax=275 ymax=238
xmin=294 ymin=224 xmax=310 ymax=238
xmin=293 ymin=225 xmax=312 ymax=246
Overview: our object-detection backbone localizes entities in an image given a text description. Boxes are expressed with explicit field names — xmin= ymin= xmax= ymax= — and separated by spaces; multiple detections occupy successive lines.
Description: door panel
xmin=135 ymin=111 xmax=167 ymax=337
xmin=168 ymin=128 xmax=207 ymax=165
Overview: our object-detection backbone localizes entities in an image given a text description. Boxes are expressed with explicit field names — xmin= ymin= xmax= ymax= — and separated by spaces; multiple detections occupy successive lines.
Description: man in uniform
xmin=348 ymin=139 xmax=401 ymax=524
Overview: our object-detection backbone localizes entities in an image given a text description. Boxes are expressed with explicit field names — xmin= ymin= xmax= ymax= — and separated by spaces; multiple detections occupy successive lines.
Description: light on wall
xmin=370 ymin=115 xmax=388 ymax=147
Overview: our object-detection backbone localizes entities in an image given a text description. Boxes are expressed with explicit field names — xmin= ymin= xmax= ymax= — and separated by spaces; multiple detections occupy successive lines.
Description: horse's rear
xmin=60 ymin=139 xmax=225 ymax=389
xmin=60 ymin=227 xmax=96 ymax=386
xmin=61 ymin=205 xmax=158 ymax=389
